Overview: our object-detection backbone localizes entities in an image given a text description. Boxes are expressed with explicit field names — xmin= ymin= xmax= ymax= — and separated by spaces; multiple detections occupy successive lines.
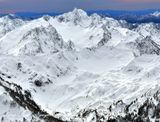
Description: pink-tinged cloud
xmin=0 ymin=0 xmax=160 ymax=12
xmin=0 ymin=10 xmax=16 ymax=14
xmin=116 ymin=0 xmax=160 ymax=2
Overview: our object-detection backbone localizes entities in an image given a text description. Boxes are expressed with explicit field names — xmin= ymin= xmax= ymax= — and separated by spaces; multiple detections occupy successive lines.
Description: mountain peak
xmin=151 ymin=11 xmax=160 ymax=17
xmin=0 ymin=24 xmax=66 ymax=56
xmin=2 ymin=14 xmax=20 ymax=20
xmin=71 ymin=8 xmax=88 ymax=17
xmin=2 ymin=9 xmax=160 ymax=122
xmin=42 ymin=15 xmax=52 ymax=21
xmin=56 ymin=8 xmax=90 ymax=26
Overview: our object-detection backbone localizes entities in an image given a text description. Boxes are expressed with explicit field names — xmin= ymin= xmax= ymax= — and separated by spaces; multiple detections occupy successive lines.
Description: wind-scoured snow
xmin=0 ymin=9 xmax=160 ymax=122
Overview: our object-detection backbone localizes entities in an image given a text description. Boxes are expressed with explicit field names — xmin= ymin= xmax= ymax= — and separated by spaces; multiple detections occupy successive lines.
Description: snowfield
xmin=0 ymin=9 xmax=160 ymax=122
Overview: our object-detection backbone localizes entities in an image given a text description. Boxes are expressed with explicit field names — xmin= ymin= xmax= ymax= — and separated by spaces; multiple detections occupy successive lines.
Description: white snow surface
xmin=0 ymin=9 xmax=160 ymax=121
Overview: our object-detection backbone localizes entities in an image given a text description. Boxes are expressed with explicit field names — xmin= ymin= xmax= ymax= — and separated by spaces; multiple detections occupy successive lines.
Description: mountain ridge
xmin=1 ymin=9 xmax=160 ymax=23
xmin=0 ymin=8 xmax=160 ymax=121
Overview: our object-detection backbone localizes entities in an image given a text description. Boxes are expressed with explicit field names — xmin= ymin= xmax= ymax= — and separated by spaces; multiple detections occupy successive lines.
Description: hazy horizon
xmin=0 ymin=0 xmax=160 ymax=13
xmin=0 ymin=8 xmax=160 ymax=14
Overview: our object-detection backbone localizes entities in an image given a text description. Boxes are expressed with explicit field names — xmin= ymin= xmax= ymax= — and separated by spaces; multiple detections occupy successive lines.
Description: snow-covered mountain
xmin=0 ymin=14 xmax=27 ymax=38
xmin=151 ymin=11 xmax=160 ymax=17
xmin=1 ymin=9 xmax=160 ymax=122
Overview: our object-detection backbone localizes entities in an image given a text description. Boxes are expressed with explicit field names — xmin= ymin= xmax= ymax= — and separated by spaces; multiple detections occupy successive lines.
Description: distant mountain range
xmin=88 ymin=10 xmax=160 ymax=23
xmin=1 ymin=9 xmax=160 ymax=23
xmin=1 ymin=8 xmax=160 ymax=121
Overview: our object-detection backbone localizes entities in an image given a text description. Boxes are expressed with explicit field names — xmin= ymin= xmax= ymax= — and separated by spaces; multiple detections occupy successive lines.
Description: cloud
xmin=118 ymin=0 xmax=160 ymax=2
xmin=0 ymin=0 xmax=5 ymax=2
xmin=0 ymin=0 xmax=160 ymax=13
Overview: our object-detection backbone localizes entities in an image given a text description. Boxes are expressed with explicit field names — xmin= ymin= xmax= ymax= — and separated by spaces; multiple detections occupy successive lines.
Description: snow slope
xmin=0 ymin=9 xmax=160 ymax=122
xmin=0 ymin=14 xmax=26 ymax=38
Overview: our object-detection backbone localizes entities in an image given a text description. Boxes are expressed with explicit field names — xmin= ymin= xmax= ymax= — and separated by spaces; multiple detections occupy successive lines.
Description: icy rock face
xmin=52 ymin=9 xmax=123 ymax=49
xmin=74 ymin=90 xmax=160 ymax=122
xmin=128 ymin=36 xmax=160 ymax=56
xmin=97 ymin=25 xmax=111 ymax=47
xmin=90 ymin=13 xmax=103 ymax=26
xmin=0 ymin=92 xmax=43 ymax=122
xmin=57 ymin=8 xmax=90 ymax=26
xmin=135 ymin=23 xmax=160 ymax=45
xmin=0 ymin=25 xmax=68 ymax=56
xmin=0 ymin=14 xmax=26 ymax=38
xmin=136 ymin=36 xmax=160 ymax=55
xmin=1 ymin=9 xmax=160 ymax=122
xmin=0 ymin=77 xmax=62 ymax=122
xmin=56 ymin=8 xmax=121 ymax=28
xmin=0 ymin=81 xmax=43 ymax=122
xmin=18 ymin=25 xmax=65 ymax=55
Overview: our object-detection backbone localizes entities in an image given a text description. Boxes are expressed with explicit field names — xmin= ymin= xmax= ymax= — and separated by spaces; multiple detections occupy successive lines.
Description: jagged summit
xmin=72 ymin=8 xmax=88 ymax=16
xmin=0 ymin=9 xmax=160 ymax=122
xmin=58 ymin=8 xmax=88 ymax=21
xmin=42 ymin=15 xmax=52 ymax=21
xmin=151 ymin=11 xmax=160 ymax=17
xmin=56 ymin=8 xmax=92 ymax=27
xmin=0 ymin=14 xmax=26 ymax=38
xmin=0 ymin=24 xmax=67 ymax=56
xmin=2 ymin=14 xmax=20 ymax=20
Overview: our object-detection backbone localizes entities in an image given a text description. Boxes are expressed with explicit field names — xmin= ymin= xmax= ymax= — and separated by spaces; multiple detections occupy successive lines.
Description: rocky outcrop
xmin=0 ymin=77 xmax=63 ymax=122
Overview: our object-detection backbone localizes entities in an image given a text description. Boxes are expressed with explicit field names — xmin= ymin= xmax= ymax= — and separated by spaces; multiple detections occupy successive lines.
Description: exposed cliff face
xmin=70 ymin=89 xmax=160 ymax=122
xmin=0 ymin=14 xmax=26 ymax=38
xmin=0 ymin=24 xmax=69 ymax=56
xmin=1 ymin=9 xmax=160 ymax=122
xmin=127 ymin=36 xmax=160 ymax=56
xmin=0 ymin=77 xmax=63 ymax=122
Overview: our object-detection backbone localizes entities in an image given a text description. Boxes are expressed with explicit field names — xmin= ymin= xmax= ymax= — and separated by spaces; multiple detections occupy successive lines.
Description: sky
xmin=0 ymin=0 xmax=160 ymax=13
